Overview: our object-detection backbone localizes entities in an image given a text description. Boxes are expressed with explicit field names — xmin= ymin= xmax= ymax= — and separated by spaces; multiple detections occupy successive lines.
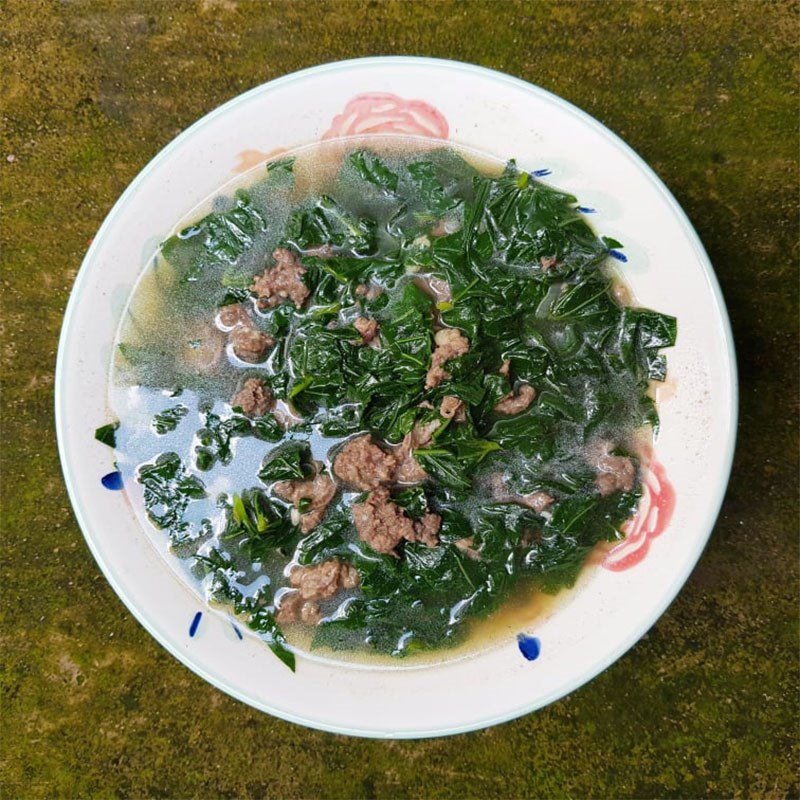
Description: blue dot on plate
xmin=531 ymin=168 xmax=552 ymax=177
xmin=609 ymin=249 xmax=628 ymax=263
xmin=231 ymin=622 xmax=243 ymax=640
xmin=101 ymin=471 xmax=124 ymax=491
xmin=577 ymin=206 xmax=596 ymax=214
xmin=517 ymin=633 xmax=541 ymax=661
xmin=189 ymin=611 xmax=202 ymax=638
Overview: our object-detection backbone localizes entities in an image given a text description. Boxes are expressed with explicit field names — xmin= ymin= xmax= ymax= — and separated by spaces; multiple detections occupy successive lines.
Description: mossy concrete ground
xmin=1 ymin=1 xmax=798 ymax=797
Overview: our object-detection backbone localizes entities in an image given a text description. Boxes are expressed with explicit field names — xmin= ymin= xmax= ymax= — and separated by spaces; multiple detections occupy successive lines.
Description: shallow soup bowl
xmin=56 ymin=56 xmax=737 ymax=738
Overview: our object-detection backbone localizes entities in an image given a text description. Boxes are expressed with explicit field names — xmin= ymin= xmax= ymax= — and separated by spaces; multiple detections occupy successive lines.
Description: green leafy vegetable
xmin=152 ymin=405 xmax=189 ymax=435
xmin=94 ymin=422 xmax=118 ymax=447
xmin=258 ymin=440 xmax=313 ymax=483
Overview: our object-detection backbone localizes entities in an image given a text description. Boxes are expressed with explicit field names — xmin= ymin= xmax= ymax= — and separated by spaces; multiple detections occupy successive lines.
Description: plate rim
xmin=54 ymin=55 xmax=739 ymax=738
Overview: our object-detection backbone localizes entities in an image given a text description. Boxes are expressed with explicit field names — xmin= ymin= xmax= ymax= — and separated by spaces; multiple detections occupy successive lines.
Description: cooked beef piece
xmin=589 ymin=441 xmax=636 ymax=496
xmin=355 ymin=283 xmax=383 ymax=301
xmin=275 ymin=591 xmax=321 ymax=625
xmin=274 ymin=471 xmax=337 ymax=533
xmin=440 ymin=395 xmax=466 ymax=422
xmin=519 ymin=491 xmax=555 ymax=513
xmin=415 ymin=274 xmax=452 ymax=304
xmin=354 ymin=316 xmax=379 ymax=344
xmin=305 ymin=243 xmax=334 ymax=258
xmin=425 ymin=327 xmax=469 ymax=389
xmin=230 ymin=378 xmax=273 ymax=417
xmin=250 ymin=248 xmax=310 ymax=310
xmin=455 ymin=536 xmax=480 ymax=560
xmin=231 ymin=327 xmax=275 ymax=363
xmin=333 ymin=434 xmax=397 ymax=491
xmin=289 ymin=559 xmax=359 ymax=600
xmin=406 ymin=512 xmax=442 ymax=548
xmin=488 ymin=473 xmax=554 ymax=513
xmin=540 ymin=255 xmax=558 ymax=270
xmin=217 ymin=303 xmax=252 ymax=331
xmin=352 ymin=488 xmax=440 ymax=554
xmin=276 ymin=559 xmax=360 ymax=625
xmin=499 ymin=359 xmax=511 ymax=377
xmin=431 ymin=217 xmax=461 ymax=237
xmin=393 ymin=419 xmax=440 ymax=484
xmin=493 ymin=384 xmax=536 ymax=415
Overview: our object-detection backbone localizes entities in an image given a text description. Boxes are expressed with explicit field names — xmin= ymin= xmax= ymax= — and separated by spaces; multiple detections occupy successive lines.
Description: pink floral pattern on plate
xmin=322 ymin=92 xmax=449 ymax=140
xmin=599 ymin=453 xmax=676 ymax=572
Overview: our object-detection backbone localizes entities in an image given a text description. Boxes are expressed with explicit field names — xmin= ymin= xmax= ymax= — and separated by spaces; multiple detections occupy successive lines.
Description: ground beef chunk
xmin=393 ymin=419 xmax=440 ymax=484
xmin=289 ymin=559 xmax=359 ymax=599
xmin=407 ymin=512 xmax=442 ymax=548
xmin=231 ymin=326 xmax=275 ymax=363
xmin=251 ymin=248 xmax=310 ymax=310
xmin=276 ymin=559 xmax=359 ymax=625
xmin=540 ymin=255 xmax=558 ymax=271
xmin=217 ymin=303 xmax=252 ymax=331
xmin=352 ymin=488 xmax=440 ymax=554
xmin=431 ymin=217 xmax=461 ymax=237
xmin=354 ymin=316 xmax=379 ymax=344
xmin=440 ymin=395 xmax=466 ymax=422
xmin=499 ymin=359 xmax=511 ymax=377
xmin=274 ymin=471 xmax=336 ymax=533
xmin=333 ymin=435 xmax=397 ymax=490
xmin=230 ymin=378 xmax=273 ymax=417
xmin=355 ymin=283 xmax=383 ymax=301
xmin=425 ymin=328 xmax=469 ymax=389
xmin=275 ymin=591 xmax=321 ymax=625
xmin=589 ymin=441 xmax=636 ymax=496
xmin=493 ymin=384 xmax=536 ymax=415
xmin=519 ymin=491 xmax=555 ymax=513
xmin=415 ymin=274 xmax=452 ymax=304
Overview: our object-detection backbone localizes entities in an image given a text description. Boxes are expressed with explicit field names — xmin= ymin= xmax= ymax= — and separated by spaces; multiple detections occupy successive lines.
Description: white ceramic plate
xmin=55 ymin=57 xmax=737 ymax=738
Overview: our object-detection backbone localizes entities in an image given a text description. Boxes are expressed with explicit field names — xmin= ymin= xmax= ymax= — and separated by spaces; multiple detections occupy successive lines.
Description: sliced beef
xmin=274 ymin=471 xmax=337 ymax=533
xmin=425 ymin=327 xmax=469 ymax=389
xmin=354 ymin=316 xmax=379 ymax=344
xmin=393 ymin=419 xmax=440 ymax=484
xmin=352 ymin=488 xmax=440 ymax=555
xmin=231 ymin=327 xmax=275 ymax=364
xmin=493 ymin=384 xmax=536 ymax=415
xmin=251 ymin=248 xmax=310 ymax=310
xmin=333 ymin=434 xmax=397 ymax=491
xmin=231 ymin=378 xmax=273 ymax=417
xmin=589 ymin=441 xmax=636 ymax=496
xmin=440 ymin=395 xmax=466 ymax=422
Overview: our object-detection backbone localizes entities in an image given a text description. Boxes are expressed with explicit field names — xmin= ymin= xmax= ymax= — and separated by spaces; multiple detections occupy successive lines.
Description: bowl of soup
xmin=56 ymin=57 xmax=737 ymax=737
